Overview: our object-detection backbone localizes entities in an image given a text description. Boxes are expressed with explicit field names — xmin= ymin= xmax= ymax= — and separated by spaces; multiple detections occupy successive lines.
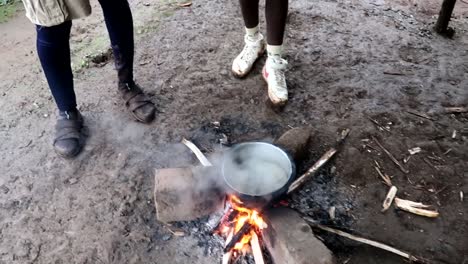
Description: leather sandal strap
xmin=55 ymin=119 xmax=82 ymax=141
xmin=122 ymin=86 xmax=153 ymax=113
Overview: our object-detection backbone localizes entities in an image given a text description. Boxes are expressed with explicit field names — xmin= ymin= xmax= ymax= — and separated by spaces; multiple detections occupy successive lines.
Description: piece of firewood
xmin=287 ymin=129 xmax=349 ymax=194
xmin=182 ymin=138 xmax=213 ymax=166
xmin=382 ymin=186 xmax=398 ymax=212
xmin=372 ymin=136 xmax=409 ymax=174
xmin=303 ymin=217 xmax=427 ymax=263
xmin=222 ymin=229 xmax=234 ymax=264
xmin=250 ymin=231 xmax=265 ymax=264
xmin=394 ymin=198 xmax=439 ymax=218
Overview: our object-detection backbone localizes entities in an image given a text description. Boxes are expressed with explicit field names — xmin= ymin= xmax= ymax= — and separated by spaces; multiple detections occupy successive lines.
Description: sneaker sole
xmin=232 ymin=46 xmax=266 ymax=79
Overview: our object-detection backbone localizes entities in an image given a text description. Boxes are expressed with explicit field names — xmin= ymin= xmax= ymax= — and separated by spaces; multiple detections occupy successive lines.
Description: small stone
xmin=162 ymin=234 xmax=172 ymax=241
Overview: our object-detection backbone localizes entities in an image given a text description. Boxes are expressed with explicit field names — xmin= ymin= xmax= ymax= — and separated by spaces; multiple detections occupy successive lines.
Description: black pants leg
xmin=265 ymin=0 xmax=289 ymax=45
xmin=36 ymin=21 xmax=76 ymax=112
xmin=239 ymin=0 xmax=260 ymax=29
xmin=97 ymin=0 xmax=135 ymax=84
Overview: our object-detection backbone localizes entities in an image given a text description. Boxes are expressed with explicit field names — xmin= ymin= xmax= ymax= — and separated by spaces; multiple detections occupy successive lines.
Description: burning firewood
xmin=394 ymin=198 xmax=439 ymax=218
xmin=382 ymin=186 xmax=398 ymax=212
xmin=250 ymin=231 xmax=265 ymax=264
xmin=222 ymin=228 xmax=234 ymax=264
xmin=216 ymin=195 xmax=269 ymax=263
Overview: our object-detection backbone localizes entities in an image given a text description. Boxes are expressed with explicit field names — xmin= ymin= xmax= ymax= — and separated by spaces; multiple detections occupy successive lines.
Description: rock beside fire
xmin=154 ymin=167 xmax=224 ymax=223
xmin=274 ymin=127 xmax=313 ymax=162
xmin=263 ymin=208 xmax=336 ymax=264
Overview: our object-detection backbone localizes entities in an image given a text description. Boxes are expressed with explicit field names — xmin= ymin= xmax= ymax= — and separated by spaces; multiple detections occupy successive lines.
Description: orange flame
xmin=221 ymin=195 xmax=268 ymax=252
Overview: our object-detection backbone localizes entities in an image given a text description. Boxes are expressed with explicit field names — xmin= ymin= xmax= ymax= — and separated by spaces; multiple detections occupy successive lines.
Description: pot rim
xmin=221 ymin=142 xmax=295 ymax=197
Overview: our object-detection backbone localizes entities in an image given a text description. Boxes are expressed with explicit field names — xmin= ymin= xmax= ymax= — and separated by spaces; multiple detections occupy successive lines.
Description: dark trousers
xmin=239 ymin=0 xmax=288 ymax=45
xmin=36 ymin=0 xmax=134 ymax=112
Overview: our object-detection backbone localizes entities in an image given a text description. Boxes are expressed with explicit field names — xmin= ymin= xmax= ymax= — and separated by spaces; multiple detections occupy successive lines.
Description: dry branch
xmin=382 ymin=186 xmax=398 ymax=212
xmin=375 ymin=166 xmax=392 ymax=186
xmin=372 ymin=137 xmax=409 ymax=174
xmin=182 ymin=138 xmax=213 ymax=166
xmin=250 ymin=231 xmax=265 ymax=264
xmin=394 ymin=198 xmax=439 ymax=218
xmin=406 ymin=110 xmax=435 ymax=121
xmin=303 ymin=217 xmax=427 ymax=263
xmin=287 ymin=129 xmax=350 ymax=194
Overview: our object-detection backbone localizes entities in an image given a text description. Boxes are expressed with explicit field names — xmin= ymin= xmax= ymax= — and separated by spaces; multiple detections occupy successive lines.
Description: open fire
xmin=215 ymin=195 xmax=268 ymax=264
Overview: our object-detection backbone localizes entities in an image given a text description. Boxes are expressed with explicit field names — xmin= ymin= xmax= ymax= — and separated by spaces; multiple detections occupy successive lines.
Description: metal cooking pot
xmin=221 ymin=142 xmax=296 ymax=209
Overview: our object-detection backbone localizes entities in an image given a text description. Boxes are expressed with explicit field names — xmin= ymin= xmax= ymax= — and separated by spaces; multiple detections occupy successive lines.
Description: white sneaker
xmin=232 ymin=33 xmax=266 ymax=78
xmin=262 ymin=56 xmax=288 ymax=105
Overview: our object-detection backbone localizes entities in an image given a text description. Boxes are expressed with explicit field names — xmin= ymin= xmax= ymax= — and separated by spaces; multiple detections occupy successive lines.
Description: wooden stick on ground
xmin=222 ymin=229 xmax=234 ymax=264
xmin=303 ymin=217 xmax=427 ymax=263
xmin=382 ymin=186 xmax=398 ymax=212
xmin=372 ymin=136 xmax=409 ymax=174
xmin=444 ymin=106 xmax=468 ymax=113
xmin=287 ymin=129 xmax=350 ymax=194
xmin=394 ymin=198 xmax=439 ymax=218
xmin=406 ymin=110 xmax=435 ymax=121
xmin=182 ymin=138 xmax=213 ymax=166
xmin=374 ymin=166 xmax=392 ymax=187
xmin=250 ymin=231 xmax=265 ymax=264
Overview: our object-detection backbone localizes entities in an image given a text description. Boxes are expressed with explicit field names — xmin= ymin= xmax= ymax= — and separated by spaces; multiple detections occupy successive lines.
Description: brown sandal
xmin=119 ymin=82 xmax=156 ymax=123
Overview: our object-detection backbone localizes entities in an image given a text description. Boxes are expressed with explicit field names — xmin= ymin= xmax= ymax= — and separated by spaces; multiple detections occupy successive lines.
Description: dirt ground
xmin=0 ymin=0 xmax=467 ymax=263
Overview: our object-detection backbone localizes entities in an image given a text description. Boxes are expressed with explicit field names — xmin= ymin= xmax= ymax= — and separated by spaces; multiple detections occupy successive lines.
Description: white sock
xmin=245 ymin=26 xmax=260 ymax=40
xmin=267 ymin=45 xmax=283 ymax=58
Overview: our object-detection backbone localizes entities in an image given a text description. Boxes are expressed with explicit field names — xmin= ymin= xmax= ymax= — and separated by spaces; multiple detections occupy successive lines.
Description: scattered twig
xmin=375 ymin=166 xmax=392 ymax=186
xmin=444 ymin=106 xmax=468 ymax=113
xmin=303 ymin=217 xmax=427 ymax=263
xmin=423 ymin=157 xmax=439 ymax=171
xmin=406 ymin=110 xmax=435 ymax=121
xmin=287 ymin=129 xmax=350 ymax=194
xmin=383 ymin=71 xmax=406 ymax=76
xmin=181 ymin=138 xmax=213 ymax=166
xmin=372 ymin=137 xmax=409 ymax=174
xmin=443 ymin=148 xmax=452 ymax=155
xmin=452 ymin=130 xmax=457 ymax=139
xmin=408 ymin=147 xmax=422 ymax=155
xmin=394 ymin=198 xmax=439 ymax=218
xmin=178 ymin=1 xmax=192 ymax=7
xmin=367 ymin=116 xmax=391 ymax=132
xmin=382 ymin=186 xmax=398 ymax=212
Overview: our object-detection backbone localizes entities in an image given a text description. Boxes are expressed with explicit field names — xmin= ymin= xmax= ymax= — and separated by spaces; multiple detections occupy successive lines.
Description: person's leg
xmin=97 ymin=0 xmax=134 ymax=84
xmin=265 ymin=0 xmax=288 ymax=46
xmin=97 ymin=0 xmax=156 ymax=123
xmin=36 ymin=21 xmax=85 ymax=158
xmin=263 ymin=0 xmax=289 ymax=105
xmin=239 ymin=0 xmax=260 ymax=29
xmin=232 ymin=0 xmax=266 ymax=77
xmin=36 ymin=21 xmax=76 ymax=112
